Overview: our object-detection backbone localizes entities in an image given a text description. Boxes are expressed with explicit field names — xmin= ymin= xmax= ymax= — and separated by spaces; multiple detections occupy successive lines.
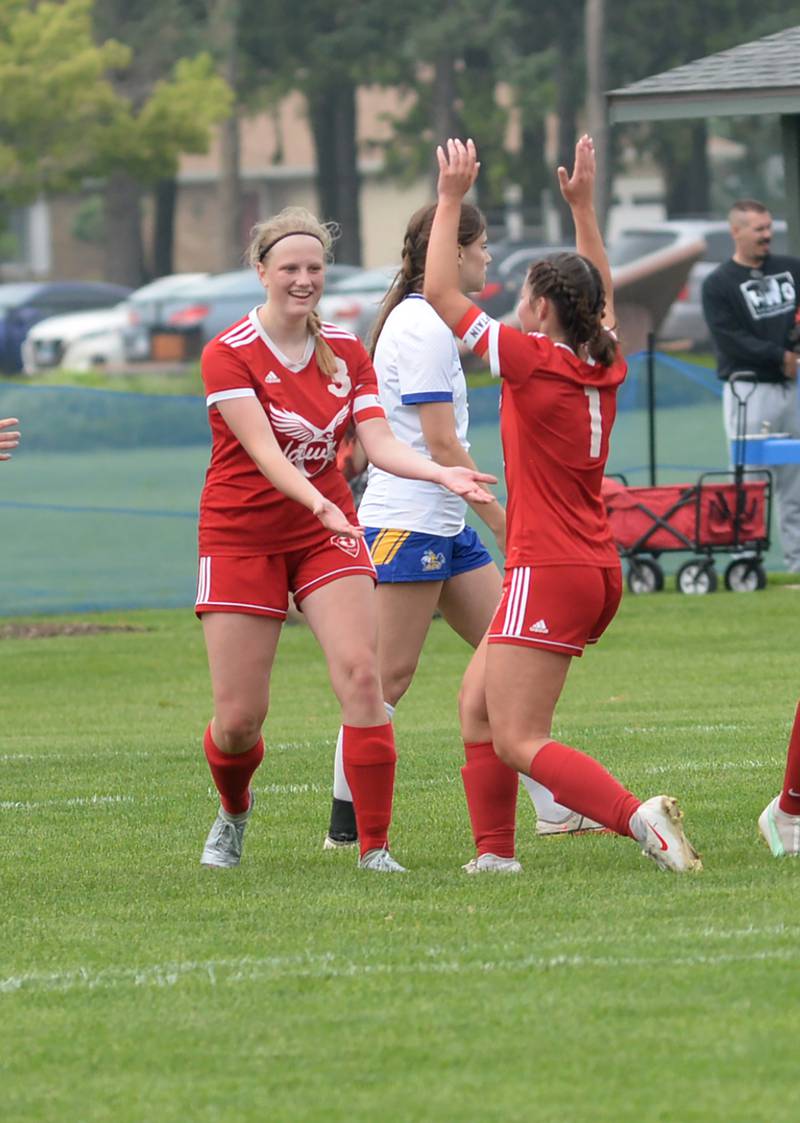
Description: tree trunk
xmin=430 ymin=51 xmax=460 ymax=192
xmin=554 ymin=13 xmax=581 ymax=238
xmin=584 ymin=0 xmax=609 ymax=232
xmin=309 ymin=82 xmax=362 ymax=265
xmin=104 ymin=170 xmax=145 ymax=287
xmin=661 ymin=121 xmax=710 ymax=217
xmin=218 ymin=110 xmax=243 ymax=269
xmin=210 ymin=0 xmax=242 ymax=270
xmin=153 ymin=178 xmax=176 ymax=277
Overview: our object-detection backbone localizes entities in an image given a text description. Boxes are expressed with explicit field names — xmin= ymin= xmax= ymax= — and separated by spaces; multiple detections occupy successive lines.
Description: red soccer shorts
xmin=196 ymin=532 xmax=376 ymax=619
xmin=488 ymin=564 xmax=622 ymax=656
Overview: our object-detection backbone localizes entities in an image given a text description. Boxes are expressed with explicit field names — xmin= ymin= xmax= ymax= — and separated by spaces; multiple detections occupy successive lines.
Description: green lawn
xmin=2 ymin=585 xmax=800 ymax=1122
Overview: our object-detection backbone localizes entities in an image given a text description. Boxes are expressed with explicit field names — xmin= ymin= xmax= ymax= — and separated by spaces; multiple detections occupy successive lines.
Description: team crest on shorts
xmin=330 ymin=534 xmax=360 ymax=558
xmin=421 ymin=548 xmax=446 ymax=572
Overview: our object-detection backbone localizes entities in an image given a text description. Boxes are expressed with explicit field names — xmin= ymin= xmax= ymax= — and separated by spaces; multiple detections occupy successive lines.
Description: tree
xmin=92 ymin=0 xmax=233 ymax=284
xmin=0 ymin=0 xmax=128 ymax=207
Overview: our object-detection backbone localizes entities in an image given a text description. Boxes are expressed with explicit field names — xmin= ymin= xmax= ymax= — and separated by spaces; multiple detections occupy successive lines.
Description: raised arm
xmin=423 ymin=138 xmax=481 ymax=330
xmin=558 ymin=135 xmax=615 ymax=330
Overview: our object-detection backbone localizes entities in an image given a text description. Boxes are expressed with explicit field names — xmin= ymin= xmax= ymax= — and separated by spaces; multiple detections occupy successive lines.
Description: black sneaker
xmin=323 ymin=796 xmax=358 ymax=850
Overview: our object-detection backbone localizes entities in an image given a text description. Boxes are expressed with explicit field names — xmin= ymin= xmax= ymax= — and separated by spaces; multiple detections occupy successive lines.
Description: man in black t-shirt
xmin=702 ymin=199 xmax=800 ymax=572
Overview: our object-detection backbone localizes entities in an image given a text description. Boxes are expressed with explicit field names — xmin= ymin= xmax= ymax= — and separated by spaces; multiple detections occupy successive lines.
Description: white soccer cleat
xmin=629 ymin=795 xmax=702 ymax=873
xmin=536 ymin=811 xmax=608 ymax=836
xmin=758 ymin=796 xmax=800 ymax=857
xmin=462 ymin=853 xmax=522 ymax=874
xmin=323 ymin=833 xmax=359 ymax=851
xmin=358 ymin=847 xmax=407 ymax=872
xmin=200 ymin=793 xmax=254 ymax=868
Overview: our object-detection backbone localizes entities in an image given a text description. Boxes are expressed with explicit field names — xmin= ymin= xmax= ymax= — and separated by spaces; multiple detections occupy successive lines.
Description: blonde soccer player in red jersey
xmin=195 ymin=206 xmax=495 ymax=873
xmin=424 ymin=136 xmax=702 ymax=874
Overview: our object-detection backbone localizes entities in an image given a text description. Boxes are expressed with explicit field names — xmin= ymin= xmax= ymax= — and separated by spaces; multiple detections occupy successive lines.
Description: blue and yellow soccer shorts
xmin=363 ymin=525 xmax=493 ymax=583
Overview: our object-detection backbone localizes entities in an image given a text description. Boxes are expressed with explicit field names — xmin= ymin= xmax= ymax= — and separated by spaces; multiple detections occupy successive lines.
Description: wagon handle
xmin=729 ymin=371 xmax=757 ymax=404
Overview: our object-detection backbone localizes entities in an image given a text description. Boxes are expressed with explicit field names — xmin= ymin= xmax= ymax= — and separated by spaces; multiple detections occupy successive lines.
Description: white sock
xmin=333 ymin=700 xmax=396 ymax=802
xmin=520 ymin=775 xmax=573 ymax=824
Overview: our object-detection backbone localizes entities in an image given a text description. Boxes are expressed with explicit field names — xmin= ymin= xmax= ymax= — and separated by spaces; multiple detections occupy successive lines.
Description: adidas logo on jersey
xmin=529 ymin=618 xmax=549 ymax=634
xmin=264 ymin=370 xmax=281 ymax=384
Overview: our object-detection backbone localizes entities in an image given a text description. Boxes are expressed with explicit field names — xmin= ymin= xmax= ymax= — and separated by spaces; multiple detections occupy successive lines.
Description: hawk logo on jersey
xmin=421 ymin=549 xmax=446 ymax=572
xmin=327 ymin=356 xmax=352 ymax=399
xmin=268 ymin=402 xmax=351 ymax=477
xmin=330 ymin=534 xmax=361 ymax=557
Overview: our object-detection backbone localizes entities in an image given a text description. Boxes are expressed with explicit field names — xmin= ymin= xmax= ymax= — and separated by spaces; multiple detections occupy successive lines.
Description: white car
xmin=317 ymin=265 xmax=398 ymax=340
xmin=22 ymin=273 xmax=208 ymax=373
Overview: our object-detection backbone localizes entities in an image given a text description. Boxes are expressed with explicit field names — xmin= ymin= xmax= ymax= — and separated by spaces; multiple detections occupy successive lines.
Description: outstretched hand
xmin=0 ymin=416 xmax=20 ymax=461
xmin=557 ymin=134 xmax=596 ymax=210
xmin=438 ymin=465 xmax=497 ymax=504
xmin=436 ymin=138 xmax=480 ymax=201
xmin=312 ymin=497 xmax=365 ymax=540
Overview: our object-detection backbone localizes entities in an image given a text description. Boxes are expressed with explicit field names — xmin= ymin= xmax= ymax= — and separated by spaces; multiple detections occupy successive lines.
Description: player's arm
xmin=417 ymin=401 xmax=506 ymax=550
xmin=216 ymin=396 xmax=361 ymax=539
xmin=423 ymin=138 xmax=481 ymax=331
xmin=559 ymin=134 xmax=615 ymax=329
xmin=0 ymin=417 xmax=20 ymax=460
xmin=355 ymin=414 xmax=496 ymax=505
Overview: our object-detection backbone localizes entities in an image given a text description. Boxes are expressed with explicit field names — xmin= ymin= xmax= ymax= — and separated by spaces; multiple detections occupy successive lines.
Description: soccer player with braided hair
xmin=425 ymin=136 xmax=703 ymax=874
xmin=324 ymin=202 xmax=602 ymax=849
xmin=196 ymin=205 xmax=495 ymax=874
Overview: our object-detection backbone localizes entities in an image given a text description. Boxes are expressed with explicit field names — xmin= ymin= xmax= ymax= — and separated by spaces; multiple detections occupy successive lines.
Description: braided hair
xmin=526 ymin=252 xmax=617 ymax=366
xmin=368 ymin=202 xmax=485 ymax=356
xmin=247 ymin=206 xmax=340 ymax=377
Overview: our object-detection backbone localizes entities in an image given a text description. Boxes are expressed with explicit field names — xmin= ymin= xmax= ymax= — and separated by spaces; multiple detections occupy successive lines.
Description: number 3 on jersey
xmin=583 ymin=386 xmax=602 ymax=458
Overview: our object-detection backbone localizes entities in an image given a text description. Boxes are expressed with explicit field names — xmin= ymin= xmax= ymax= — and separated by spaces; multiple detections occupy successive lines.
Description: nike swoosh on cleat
xmin=788 ymin=788 xmax=800 ymax=799
xmin=646 ymin=821 xmax=669 ymax=851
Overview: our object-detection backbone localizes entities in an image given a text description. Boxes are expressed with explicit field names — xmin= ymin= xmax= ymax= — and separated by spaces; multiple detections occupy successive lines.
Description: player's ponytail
xmin=527 ymin=252 xmax=618 ymax=366
xmin=368 ymin=201 xmax=485 ymax=356
xmin=307 ymin=309 xmax=339 ymax=377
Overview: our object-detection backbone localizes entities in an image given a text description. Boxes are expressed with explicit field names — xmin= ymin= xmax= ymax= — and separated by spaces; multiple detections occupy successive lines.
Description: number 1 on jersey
xmin=584 ymin=386 xmax=602 ymax=458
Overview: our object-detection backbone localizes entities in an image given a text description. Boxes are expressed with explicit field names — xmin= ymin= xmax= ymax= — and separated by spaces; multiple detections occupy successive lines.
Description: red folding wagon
xmin=602 ymin=472 xmax=772 ymax=594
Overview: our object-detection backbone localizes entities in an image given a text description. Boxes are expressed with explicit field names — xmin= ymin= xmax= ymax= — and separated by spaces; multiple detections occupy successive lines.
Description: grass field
xmin=2 ymin=583 xmax=800 ymax=1122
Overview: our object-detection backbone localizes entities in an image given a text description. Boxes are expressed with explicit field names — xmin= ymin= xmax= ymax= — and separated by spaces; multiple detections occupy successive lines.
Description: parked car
xmin=475 ymin=243 xmax=571 ymax=321
xmin=149 ymin=263 xmax=362 ymax=355
xmin=319 ymin=265 xmax=398 ymax=342
xmin=22 ymin=274 xmax=207 ymax=373
xmin=0 ymin=281 xmax=131 ymax=373
xmin=608 ymin=219 xmax=789 ymax=349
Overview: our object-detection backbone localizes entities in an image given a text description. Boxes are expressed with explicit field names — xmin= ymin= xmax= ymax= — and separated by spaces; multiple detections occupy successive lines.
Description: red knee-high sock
xmin=204 ymin=725 xmax=263 ymax=815
xmin=342 ymin=723 xmax=396 ymax=856
xmin=779 ymin=702 xmax=800 ymax=815
xmin=461 ymin=741 xmax=519 ymax=858
xmin=530 ymin=740 xmax=641 ymax=838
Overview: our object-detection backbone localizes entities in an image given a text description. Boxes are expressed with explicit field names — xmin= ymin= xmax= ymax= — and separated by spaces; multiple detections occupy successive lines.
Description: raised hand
xmin=436 ymin=138 xmax=481 ymax=201
xmin=557 ymin=134 xmax=596 ymax=211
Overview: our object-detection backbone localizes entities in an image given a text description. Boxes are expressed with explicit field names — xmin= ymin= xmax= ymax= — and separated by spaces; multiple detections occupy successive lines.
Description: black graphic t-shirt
xmin=701 ymin=254 xmax=800 ymax=382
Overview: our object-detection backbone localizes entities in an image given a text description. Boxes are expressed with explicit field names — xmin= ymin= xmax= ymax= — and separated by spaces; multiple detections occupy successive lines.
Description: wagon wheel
xmin=626 ymin=558 xmax=665 ymax=595
xmin=724 ymin=558 xmax=767 ymax=592
xmin=676 ymin=559 xmax=718 ymax=595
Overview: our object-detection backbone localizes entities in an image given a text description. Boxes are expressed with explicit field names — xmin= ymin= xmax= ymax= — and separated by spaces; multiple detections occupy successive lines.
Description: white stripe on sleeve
xmin=206 ymin=388 xmax=257 ymax=407
xmin=488 ymin=321 xmax=501 ymax=378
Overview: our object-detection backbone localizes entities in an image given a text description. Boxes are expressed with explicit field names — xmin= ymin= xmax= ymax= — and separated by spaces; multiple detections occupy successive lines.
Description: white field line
xmin=0 ymin=794 xmax=133 ymax=811
xmin=2 ymin=935 xmax=797 ymax=996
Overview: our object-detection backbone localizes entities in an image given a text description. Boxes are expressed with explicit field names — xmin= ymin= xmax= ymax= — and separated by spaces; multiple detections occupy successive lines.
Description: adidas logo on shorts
xmin=529 ymin=618 xmax=549 ymax=634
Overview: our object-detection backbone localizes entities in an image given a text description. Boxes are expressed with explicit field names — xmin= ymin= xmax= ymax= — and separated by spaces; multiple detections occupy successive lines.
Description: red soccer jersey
xmin=456 ymin=305 xmax=627 ymax=567
xmin=199 ymin=309 xmax=385 ymax=554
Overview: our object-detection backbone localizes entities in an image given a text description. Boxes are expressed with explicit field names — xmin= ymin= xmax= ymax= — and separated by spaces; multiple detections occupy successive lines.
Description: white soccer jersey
xmin=358 ymin=294 xmax=470 ymax=536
